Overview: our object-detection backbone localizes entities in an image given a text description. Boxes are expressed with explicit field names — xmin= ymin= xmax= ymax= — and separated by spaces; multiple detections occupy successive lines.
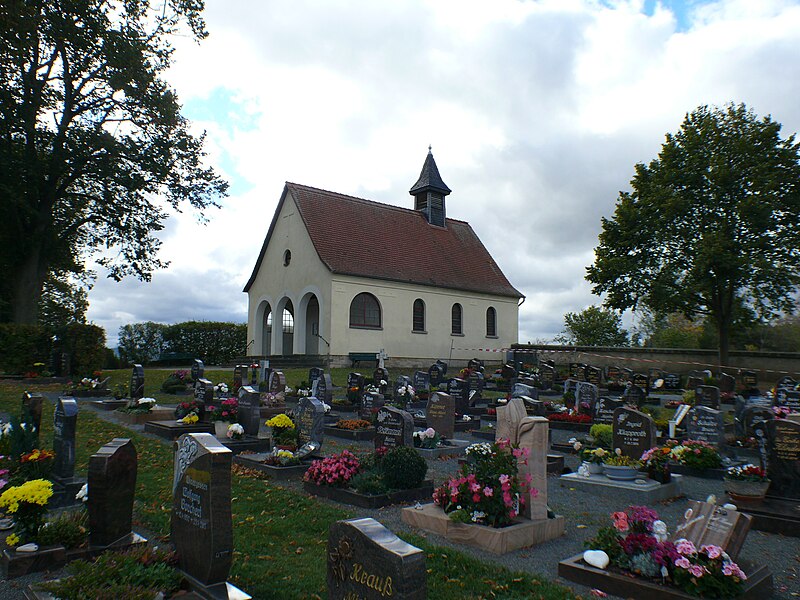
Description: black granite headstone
xmin=373 ymin=368 xmax=389 ymax=393
xmin=327 ymin=518 xmax=426 ymax=600
xmin=594 ymin=396 xmax=624 ymax=425
xmin=686 ymin=406 xmax=724 ymax=447
xmin=347 ymin=372 xmax=365 ymax=404
xmin=467 ymin=358 xmax=483 ymax=371
xmin=776 ymin=376 xmax=796 ymax=389
xmin=313 ymin=373 xmax=334 ymax=405
xmin=612 ymin=407 xmax=656 ymax=460
xmin=232 ymin=365 xmax=247 ymax=395
xmin=129 ymin=364 xmax=144 ymax=400
xmin=426 ymin=392 xmax=455 ymax=439
xmin=632 ymin=373 xmax=650 ymax=394
xmin=718 ymin=373 xmax=736 ymax=396
xmin=776 ymin=389 xmax=800 ymax=412
xmin=467 ymin=371 xmax=484 ymax=396
xmin=53 ymin=397 xmax=78 ymax=479
xmin=742 ymin=370 xmax=758 ymax=390
xmin=742 ymin=406 xmax=774 ymax=438
xmin=586 ymin=366 xmax=602 ymax=386
xmin=374 ymin=406 xmax=413 ymax=449
xmin=309 ymin=367 xmax=324 ymax=389
xmin=171 ymin=434 xmax=245 ymax=597
xmin=620 ymin=367 xmax=634 ymax=382
xmin=447 ymin=378 xmax=469 ymax=414
xmin=394 ymin=375 xmax=413 ymax=399
xmin=194 ymin=379 xmax=213 ymax=422
xmin=428 ymin=363 xmax=445 ymax=389
xmin=21 ymin=391 xmax=43 ymax=434
xmin=622 ymin=383 xmax=647 ymax=407
xmin=539 ymin=362 xmax=555 ymax=390
xmin=664 ymin=373 xmax=681 ymax=390
xmin=695 ymin=385 xmax=721 ymax=409
xmin=360 ymin=392 xmax=385 ymax=422
xmin=297 ymin=396 xmax=325 ymax=447
xmin=268 ymin=370 xmax=287 ymax=394
xmin=237 ymin=386 xmax=261 ymax=437
xmin=88 ymin=438 xmax=138 ymax=547
xmin=191 ymin=359 xmax=204 ymax=383
xmin=412 ymin=371 xmax=430 ymax=393
xmin=569 ymin=363 xmax=587 ymax=381
xmin=606 ymin=366 xmax=622 ymax=383
xmin=767 ymin=419 xmax=800 ymax=501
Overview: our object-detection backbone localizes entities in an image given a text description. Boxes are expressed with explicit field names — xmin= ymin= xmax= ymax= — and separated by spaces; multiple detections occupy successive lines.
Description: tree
xmin=118 ymin=321 xmax=165 ymax=365
xmin=0 ymin=0 xmax=228 ymax=324
xmin=587 ymin=103 xmax=800 ymax=367
xmin=556 ymin=305 xmax=629 ymax=346
xmin=37 ymin=272 xmax=89 ymax=328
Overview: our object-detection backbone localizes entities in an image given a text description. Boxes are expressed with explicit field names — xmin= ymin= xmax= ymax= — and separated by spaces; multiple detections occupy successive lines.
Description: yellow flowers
xmin=276 ymin=450 xmax=294 ymax=459
xmin=0 ymin=479 xmax=54 ymax=514
xmin=5 ymin=533 xmax=19 ymax=547
xmin=180 ymin=414 xmax=199 ymax=424
xmin=266 ymin=414 xmax=294 ymax=430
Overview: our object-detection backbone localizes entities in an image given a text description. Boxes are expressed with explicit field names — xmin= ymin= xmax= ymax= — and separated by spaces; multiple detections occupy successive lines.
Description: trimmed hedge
xmin=0 ymin=323 xmax=105 ymax=376
xmin=119 ymin=321 xmax=246 ymax=366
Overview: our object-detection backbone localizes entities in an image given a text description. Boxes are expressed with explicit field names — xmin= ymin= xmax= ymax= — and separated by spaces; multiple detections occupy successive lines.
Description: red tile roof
xmin=244 ymin=182 xmax=523 ymax=298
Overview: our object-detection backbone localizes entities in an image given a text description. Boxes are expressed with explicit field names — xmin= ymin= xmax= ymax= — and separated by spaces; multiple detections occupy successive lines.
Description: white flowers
xmin=461 ymin=415 xmax=472 ymax=422
xmin=413 ymin=427 xmax=437 ymax=440
xmin=322 ymin=402 xmax=331 ymax=413
xmin=214 ymin=383 xmax=229 ymax=394
xmin=75 ymin=483 xmax=88 ymax=503
xmin=465 ymin=442 xmax=492 ymax=458
xmin=226 ymin=423 xmax=244 ymax=439
xmin=138 ymin=397 xmax=156 ymax=406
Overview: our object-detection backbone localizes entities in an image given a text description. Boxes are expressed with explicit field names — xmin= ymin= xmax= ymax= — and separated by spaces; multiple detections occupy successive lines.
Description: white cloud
xmin=86 ymin=0 xmax=800 ymax=346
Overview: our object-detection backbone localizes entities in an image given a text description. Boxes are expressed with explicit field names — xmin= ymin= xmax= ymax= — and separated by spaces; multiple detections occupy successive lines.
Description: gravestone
xmin=394 ymin=375 xmax=413 ymax=399
xmin=308 ymin=367 xmax=324 ymax=389
xmin=53 ymin=397 xmax=79 ymax=480
xmin=523 ymin=397 xmax=547 ymax=417
xmin=752 ymin=420 xmax=771 ymax=471
xmin=467 ymin=371 xmax=484 ymax=398
xmin=512 ymin=383 xmax=537 ymax=399
xmin=606 ymin=366 xmax=622 ymax=384
xmin=539 ymin=363 xmax=555 ymax=390
xmin=428 ymin=363 xmax=445 ymax=389
xmin=569 ymin=363 xmax=586 ymax=381
xmin=191 ymin=359 xmax=204 ymax=383
xmin=612 ymin=407 xmax=656 ymax=460
xmin=695 ymin=385 xmax=721 ymax=410
xmin=194 ymin=379 xmax=213 ymax=422
xmin=314 ymin=373 xmax=334 ymax=406
xmin=327 ymin=518 xmax=426 ymax=600
xmin=425 ymin=392 xmax=455 ymax=439
xmin=767 ymin=419 xmax=800 ymax=501
xmin=347 ymin=372 xmax=365 ymax=404
xmin=297 ymin=396 xmax=325 ymax=448
xmin=776 ymin=376 xmax=796 ymax=389
xmin=719 ymin=373 xmax=736 ymax=396
xmin=649 ymin=369 xmax=664 ymax=383
xmin=575 ymin=382 xmax=598 ymax=415
xmin=495 ymin=398 xmax=527 ymax=444
xmin=60 ymin=352 xmax=71 ymax=378
xmin=622 ymin=383 xmax=647 ymax=407
xmin=742 ymin=370 xmax=758 ymax=390
xmin=776 ymin=389 xmax=800 ymax=413
xmin=468 ymin=358 xmax=484 ymax=371
xmin=686 ymin=406 xmax=724 ymax=447
xmin=586 ymin=366 xmax=602 ymax=386
xmin=686 ymin=373 xmax=705 ymax=392
xmin=741 ymin=406 xmax=774 ymax=438
xmin=374 ymin=406 xmax=413 ymax=449
xmin=21 ymin=391 xmax=44 ymax=433
xmin=412 ymin=371 xmax=430 ymax=393
xmin=632 ymin=373 xmax=649 ymax=394
xmin=232 ymin=365 xmax=247 ymax=395
xmin=664 ymin=373 xmax=681 ymax=390
xmin=258 ymin=360 xmax=270 ymax=384
xmin=501 ymin=363 xmax=518 ymax=381
xmin=268 ymin=370 xmax=287 ymax=394
xmin=620 ymin=367 xmax=634 ymax=382
xmin=594 ymin=396 xmax=624 ymax=425
xmin=673 ymin=500 xmax=752 ymax=560
xmin=562 ymin=379 xmax=577 ymax=397
xmin=360 ymin=392 xmax=385 ymax=422
xmin=446 ymin=378 xmax=469 ymax=414
xmin=517 ymin=416 xmax=550 ymax=520
xmin=373 ymin=367 xmax=389 ymax=393
xmin=88 ymin=438 xmax=138 ymax=548
xmin=237 ymin=386 xmax=261 ymax=437
xmin=171 ymin=434 xmax=248 ymax=598
xmin=130 ymin=364 xmax=144 ymax=400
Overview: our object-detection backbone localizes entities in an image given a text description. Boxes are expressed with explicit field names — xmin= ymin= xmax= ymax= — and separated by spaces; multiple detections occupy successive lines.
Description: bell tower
xmin=409 ymin=146 xmax=451 ymax=227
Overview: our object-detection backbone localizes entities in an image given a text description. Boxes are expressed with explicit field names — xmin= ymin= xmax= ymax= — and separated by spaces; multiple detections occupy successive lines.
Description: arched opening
xmin=486 ymin=306 xmax=497 ymax=337
xmin=349 ymin=293 xmax=381 ymax=329
xmin=262 ymin=304 xmax=272 ymax=355
xmin=305 ymin=295 xmax=320 ymax=354
xmin=413 ymin=299 xmax=425 ymax=332
xmin=282 ymin=300 xmax=294 ymax=355
xmin=451 ymin=303 xmax=463 ymax=335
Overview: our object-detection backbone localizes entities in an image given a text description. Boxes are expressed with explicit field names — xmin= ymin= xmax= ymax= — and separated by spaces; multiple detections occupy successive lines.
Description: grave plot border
xmin=413 ymin=418 xmax=476 ymax=432
xmin=143 ymin=420 xmax=214 ymax=440
xmin=730 ymin=497 xmax=800 ymax=537
xmin=323 ymin=425 xmax=375 ymax=441
xmin=233 ymin=454 xmax=312 ymax=481
xmin=414 ymin=439 xmax=472 ymax=459
xmin=113 ymin=407 xmax=175 ymax=425
xmin=303 ymin=480 xmax=434 ymax=509
xmin=66 ymin=389 xmax=111 ymax=398
xmin=558 ymin=554 xmax=771 ymax=600
xmin=668 ymin=463 xmax=742 ymax=480
xmin=90 ymin=399 xmax=127 ymax=411
xmin=546 ymin=420 xmax=593 ymax=433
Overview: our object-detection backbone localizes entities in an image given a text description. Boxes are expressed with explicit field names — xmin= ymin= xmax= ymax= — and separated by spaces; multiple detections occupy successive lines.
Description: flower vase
xmin=603 ymin=465 xmax=639 ymax=481
xmin=648 ymin=466 xmax=671 ymax=484
xmin=214 ymin=421 xmax=229 ymax=437
xmin=582 ymin=461 xmax=604 ymax=475
xmin=725 ymin=479 xmax=771 ymax=505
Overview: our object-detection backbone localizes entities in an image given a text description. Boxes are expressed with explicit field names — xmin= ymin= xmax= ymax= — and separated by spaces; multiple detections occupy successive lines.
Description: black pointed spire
xmin=409 ymin=147 xmax=451 ymax=195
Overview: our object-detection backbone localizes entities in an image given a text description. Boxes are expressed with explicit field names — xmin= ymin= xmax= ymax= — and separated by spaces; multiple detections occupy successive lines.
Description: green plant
xmin=349 ymin=470 xmax=389 ymax=495
xmin=160 ymin=370 xmax=189 ymax=394
xmin=37 ymin=511 xmax=88 ymax=549
xmin=584 ymin=523 xmax=625 ymax=565
xmin=40 ymin=546 xmax=182 ymax=600
xmin=0 ymin=478 xmax=53 ymax=542
xmin=382 ymin=446 xmax=427 ymax=490
xmin=580 ymin=447 xmax=609 ymax=464
xmin=670 ymin=440 xmax=722 ymax=469
xmin=604 ymin=454 xmax=641 ymax=467
xmin=589 ymin=424 xmax=613 ymax=448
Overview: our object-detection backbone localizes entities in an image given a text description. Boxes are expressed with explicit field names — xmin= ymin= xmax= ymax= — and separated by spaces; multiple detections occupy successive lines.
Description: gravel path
xmin=1 ymin=396 xmax=797 ymax=599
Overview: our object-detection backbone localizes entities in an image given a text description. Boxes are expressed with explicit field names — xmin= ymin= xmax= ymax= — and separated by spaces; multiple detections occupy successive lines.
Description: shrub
xmin=304 ymin=450 xmax=361 ymax=487
xmin=37 ymin=511 xmax=88 ymax=549
xmin=589 ymin=424 xmax=613 ymax=448
xmin=382 ymin=446 xmax=427 ymax=490
xmin=670 ymin=440 xmax=722 ymax=469
xmin=349 ymin=470 xmax=389 ymax=495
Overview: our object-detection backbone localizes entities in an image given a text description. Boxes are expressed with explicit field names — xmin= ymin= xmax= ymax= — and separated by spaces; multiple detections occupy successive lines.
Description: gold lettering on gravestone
xmin=774 ymin=428 xmax=800 ymax=459
xmin=299 ymin=410 xmax=313 ymax=444
xmin=349 ymin=563 xmax=393 ymax=597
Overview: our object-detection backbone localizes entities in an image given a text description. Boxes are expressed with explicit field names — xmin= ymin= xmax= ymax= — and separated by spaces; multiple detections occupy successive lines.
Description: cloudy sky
xmin=86 ymin=0 xmax=800 ymax=347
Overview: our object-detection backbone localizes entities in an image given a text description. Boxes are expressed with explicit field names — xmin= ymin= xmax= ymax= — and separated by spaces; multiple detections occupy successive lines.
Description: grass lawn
xmin=1 ymin=379 xmax=579 ymax=599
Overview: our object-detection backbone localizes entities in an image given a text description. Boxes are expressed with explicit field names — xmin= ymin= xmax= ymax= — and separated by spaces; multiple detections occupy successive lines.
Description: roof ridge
xmin=286 ymin=181 xmax=468 ymax=224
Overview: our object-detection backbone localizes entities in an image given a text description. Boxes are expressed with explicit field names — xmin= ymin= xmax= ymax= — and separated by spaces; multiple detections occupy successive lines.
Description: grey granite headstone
xmin=512 ymin=383 xmax=537 ymax=399
xmin=88 ymin=438 xmax=138 ymax=547
xmin=171 ymin=434 xmax=248 ymax=598
xmin=767 ymin=419 xmax=800 ymax=501
xmin=686 ymin=406 xmax=724 ymax=447
xmin=53 ymin=397 xmax=78 ymax=479
xmin=191 ymin=359 xmax=204 ymax=383
xmin=297 ymin=396 xmax=325 ymax=447
xmin=360 ymin=392 xmax=385 ymax=422
xmin=695 ymin=385 xmax=721 ymax=409
xmin=374 ymin=406 xmax=413 ymax=449
xmin=594 ymin=396 xmax=624 ymax=425
xmin=21 ymin=391 xmax=43 ymax=434
xmin=237 ymin=386 xmax=261 ymax=437
xmin=425 ymin=392 xmax=455 ymax=439
xmin=327 ymin=518 xmax=426 ymax=600
xmin=612 ymin=407 xmax=656 ymax=460
xmin=130 ymin=364 xmax=144 ymax=400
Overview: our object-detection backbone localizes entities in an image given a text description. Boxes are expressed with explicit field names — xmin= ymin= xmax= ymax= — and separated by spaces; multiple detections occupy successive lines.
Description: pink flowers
xmin=674 ymin=557 xmax=691 ymax=569
xmin=483 ymin=486 xmax=493 ymax=497
xmin=701 ymin=544 xmax=722 ymax=559
xmin=688 ymin=565 xmax=706 ymax=578
xmin=676 ymin=539 xmax=696 ymax=555
xmin=304 ymin=450 xmax=361 ymax=487
xmin=611 ymin=511 xmax=629 ymax=532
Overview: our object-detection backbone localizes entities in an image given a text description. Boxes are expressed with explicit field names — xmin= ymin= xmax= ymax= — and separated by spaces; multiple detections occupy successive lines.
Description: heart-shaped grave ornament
xmin=583 ymin=549 xmax=609 ymax=570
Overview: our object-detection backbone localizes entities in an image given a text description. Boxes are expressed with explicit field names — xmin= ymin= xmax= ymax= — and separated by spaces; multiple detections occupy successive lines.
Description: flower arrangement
xmin=214 ymin=382 xmax=229 ymax=395
xmin=334 ymin=419 xmax=372 ymax=431
xmin=178 ymin=414 xmax=199 ymax=425
xmin=394 ymin=384 xmax=415 ymax=408
xmin=123 ymin=397 xmax=156 ymax=413
xmin=464 ymin=442 xmax=493 ymax=460
xmin=433 ymin=438 xmax=535 ymax=528
xmin=262 ymin=449 xmax=301 ymax=467
xmin=17 ymin=449 xmax=55 ymax=482
xmin=304 ymin=450 xmax=361 ymax=487
xmin=548 ymin=412 xmax=592 ymax=424
xmin=260 ymin=392 xmax=282 ymax=406
xmin=75 ymin=483 xmax=88 ymax=503
xmin=161 ymin=370 xmax=191 ymax=394
xmin=0 ymin=478 xmax=53 ymax=543
xmin=266 ymin=414 xmax=297 ymax=448
xmin=671 ymin=540 xmax=747 ymax=598
xmin=604 ymin=449 xmax=641 ymax=468
xmin=413 ymin=428 xmax=441 ymax=449
xmin=641 ymin=446 xmax=672 ymax=472
xmin=581 ymin=447 xmax=610 ymax=465
xmin=226 ymin=423 xmax=244 ymax=440
xmin=773 ymin=405 xmax=792 ymax=419
xmin=209 ymin=398 xmax=238 ymax=422
xmin=667 ymin=440 xmax=722 ymax=470
xmin=724 ymin=464 xmax=767 ymax=482
xmin=174 ymin=400 xmax=201 ymax=419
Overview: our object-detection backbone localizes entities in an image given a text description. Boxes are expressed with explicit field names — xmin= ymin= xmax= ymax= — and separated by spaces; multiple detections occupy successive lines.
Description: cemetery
xmin=0 ymin=357 xmax=797 ymax=599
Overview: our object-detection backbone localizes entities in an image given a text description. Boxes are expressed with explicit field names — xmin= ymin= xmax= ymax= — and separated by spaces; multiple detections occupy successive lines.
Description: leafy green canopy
xmin=0 ymin=0 xmax=227 ymax=323
xmin=557 ymin=305 xmax=628 ymax=346
xmin=587 ymin=103 xmax=800 ymax=363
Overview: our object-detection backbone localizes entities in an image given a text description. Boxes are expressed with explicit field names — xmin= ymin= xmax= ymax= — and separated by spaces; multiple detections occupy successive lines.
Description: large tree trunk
xmin=11 ymin=247 xmax=47 ymax=324
xmin=717 ymin=319 xmax=730 ymax=372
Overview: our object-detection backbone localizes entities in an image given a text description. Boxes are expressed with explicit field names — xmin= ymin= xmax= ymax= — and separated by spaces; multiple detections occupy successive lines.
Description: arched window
xmin=264 ymin=309 xmax=272 ymax=333
xmin=282 ymin=307 xmax=294 ymax=334
xmin=451 ymin=303 xmax=463 ymax=335
xmin=349 ymin=293 xmax=381 ymax=328
xmin=412 ymin=299 xmax=425 ymax=332
xmin=486 ymin=306 xmax=497 ymax=337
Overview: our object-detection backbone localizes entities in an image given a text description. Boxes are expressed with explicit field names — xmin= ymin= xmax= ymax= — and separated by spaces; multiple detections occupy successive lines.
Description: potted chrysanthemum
xmin=724 ymin=464 xmax=770 ymax=505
